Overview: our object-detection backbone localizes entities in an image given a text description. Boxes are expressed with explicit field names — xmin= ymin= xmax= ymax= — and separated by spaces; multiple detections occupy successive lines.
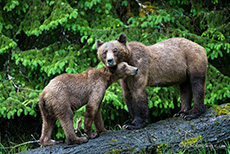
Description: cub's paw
xmin=78 ymin=136 xmax=88 ymax=144
xmin=67 ymin=137 xmax=88 ymax=145
xmin=40 ymin=139 xmax=61 ymax=146
xmin=97 ymin=128 xmax=108 ymax=133
xmin=88 ymin=132 xmax=99 ymax=139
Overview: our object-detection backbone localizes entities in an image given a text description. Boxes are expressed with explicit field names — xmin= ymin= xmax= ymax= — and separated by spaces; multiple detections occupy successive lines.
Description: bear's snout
xmin=107 ymin=58 xmax=114 ymax=66
xmin=131 ymin=67 xmax=138 ymax=76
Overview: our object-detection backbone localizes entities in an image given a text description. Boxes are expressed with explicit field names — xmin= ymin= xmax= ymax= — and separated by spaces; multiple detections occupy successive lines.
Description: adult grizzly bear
xmin=96 ymin=34 xmax=207 ymax=130
xmin=39 ymin=62 xmax=138 ymax=146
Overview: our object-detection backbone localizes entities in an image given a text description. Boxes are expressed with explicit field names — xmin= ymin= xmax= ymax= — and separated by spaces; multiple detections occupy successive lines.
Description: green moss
xmin=156 ymin=143 xmax=169 ymax=154
xmin=213 ymin=106 xmax=230 ymax=116
xmin=104 ymin=147 xmax=122 ymax=154
xmin=224 ymin=104 xmax=230 ymax=109
xmin=128 ymin=146 xmax=135 ymax=152
xmin=109 ymin=139 xmax=117 ymax=143
xmin=190 ymin=124 xmax=197 ymax=130
xmin=105 ymin=146 xmax=136 ymax=154
xmin=180 ymin=136 xmax=202 ymax=147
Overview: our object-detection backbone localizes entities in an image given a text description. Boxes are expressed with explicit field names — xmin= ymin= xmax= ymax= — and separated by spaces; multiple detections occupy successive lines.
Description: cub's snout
xmin=131 ymin=67 xmax=138 ymax=76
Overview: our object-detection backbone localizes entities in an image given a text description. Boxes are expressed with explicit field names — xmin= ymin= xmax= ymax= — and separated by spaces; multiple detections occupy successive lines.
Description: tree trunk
xmin=20 ymin=103 xmax=230 ymax=154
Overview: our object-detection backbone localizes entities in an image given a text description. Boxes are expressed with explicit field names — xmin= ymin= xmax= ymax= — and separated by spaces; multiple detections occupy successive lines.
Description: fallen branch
xmin=74 ymin=117 xmax=82 ymax=134
xmin=0 ymin=140 xmax=39 ymax=150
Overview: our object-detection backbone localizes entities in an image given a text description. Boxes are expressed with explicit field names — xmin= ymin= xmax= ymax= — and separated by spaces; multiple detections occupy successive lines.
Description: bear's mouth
xmin=108 ymin=65 xmax=117 ymax=73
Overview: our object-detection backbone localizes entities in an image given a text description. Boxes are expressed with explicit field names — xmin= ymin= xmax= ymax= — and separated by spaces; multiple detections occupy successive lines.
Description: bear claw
xmin=122 ymin=125 xmax=129 ymax=129
xmin=122 ymin=124 xmax=143 ymax=130
xmin=173 ymin=110 xmax=186 ymax=118
xmin=173 ymin=113 xmax=180 ymax=117
xmin=180 ymin=113 xmax=188 ymax=119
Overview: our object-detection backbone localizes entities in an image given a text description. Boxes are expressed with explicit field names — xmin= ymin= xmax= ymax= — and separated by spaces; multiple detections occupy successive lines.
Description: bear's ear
xmin=96 ymin=40 xmax=104 ymax=49
xmin=117 ymin=33 xmax=127 ymax=45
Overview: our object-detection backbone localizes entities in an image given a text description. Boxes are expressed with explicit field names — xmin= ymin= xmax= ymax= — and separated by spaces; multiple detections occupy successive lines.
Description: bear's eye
xmin=113 ymin=48 xmax=118 ymax=55
xmin=102 ymin=51 xmax=107 ymax=59
xmin=122 ymin=65 xmax=127 ymax=70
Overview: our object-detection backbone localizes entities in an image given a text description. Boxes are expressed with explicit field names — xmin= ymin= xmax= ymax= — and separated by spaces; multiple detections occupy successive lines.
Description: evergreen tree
xmin=0 ymin=0 xmax=229 ymax=152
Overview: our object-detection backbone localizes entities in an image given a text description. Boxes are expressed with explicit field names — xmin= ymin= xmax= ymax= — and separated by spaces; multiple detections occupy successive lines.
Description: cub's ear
xmin=117 ymin=33 xmax=127 ymax=45
xmin=96 ymin=40 xmax=104 ymax=49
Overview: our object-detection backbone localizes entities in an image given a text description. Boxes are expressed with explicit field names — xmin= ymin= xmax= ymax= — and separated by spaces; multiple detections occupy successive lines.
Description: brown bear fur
xmin=39 ymin=62 xmax=138 ymax=146
xmin=97 ymin=34 xmax=207 ymax=129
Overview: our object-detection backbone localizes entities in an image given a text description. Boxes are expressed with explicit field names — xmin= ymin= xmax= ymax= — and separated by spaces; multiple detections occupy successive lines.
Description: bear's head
xmin=96 ymin=34 xmax=130 ymax=72
xmin=114 ymin=62 xmax=138 ymax=79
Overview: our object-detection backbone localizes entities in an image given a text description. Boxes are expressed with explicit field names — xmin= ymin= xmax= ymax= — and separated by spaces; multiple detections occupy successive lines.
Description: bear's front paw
xmin=174 ymin=111 xmax=195 ymax=120
xmin=179 ymin=108 xmax=205 ymax=120
xmin=180 ymin=113 xmax=198 ymax=120
xmin=173 ymin=113 xmax=180 ymax=117
xmin=173 ymin=110 xmax=189 ymax=118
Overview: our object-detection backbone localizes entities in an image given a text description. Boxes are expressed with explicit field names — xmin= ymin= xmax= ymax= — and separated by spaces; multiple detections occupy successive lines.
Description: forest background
xmin=0 ymin=0 xmax=230 ymax=153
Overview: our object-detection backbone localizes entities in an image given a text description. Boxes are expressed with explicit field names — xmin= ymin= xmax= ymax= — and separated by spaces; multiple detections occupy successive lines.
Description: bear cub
xmin=39 ymin=62 xmax=138 ymax=146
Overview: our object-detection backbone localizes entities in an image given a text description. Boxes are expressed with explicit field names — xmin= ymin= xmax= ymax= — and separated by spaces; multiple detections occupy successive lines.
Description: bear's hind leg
xmin=39 ymin=117 xmax=56 ymax=146
xmin=181 ymin=74 xmax=206 ymax=120
xmin=174 ymin=80 xmax=192 ymax=117
xmin=58 ymin=108 xmax=88 ymax=145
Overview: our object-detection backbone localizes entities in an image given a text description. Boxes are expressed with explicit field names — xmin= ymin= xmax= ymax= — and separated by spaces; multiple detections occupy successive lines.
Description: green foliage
xmin=20 ymin=0 xmax=78 ymax=36
xmin=0 ymin=0 xmax=230 ymax=152
xmin=0 ymin=34 xmax=17 ymax=54
xmin=3 ymin=0 xmax=20 ymax=12
xmin=206 ymin=64 xmax=230 ymax=104
xmin=102 ymin=82 xmax=126 ymax=125
xmin=147 ymin=86 xmax=178 ymax=117
xmin=0 ymin=67 xmax=40 ymax=119
xmin=56 ymin=106 xmax=86 ymax=139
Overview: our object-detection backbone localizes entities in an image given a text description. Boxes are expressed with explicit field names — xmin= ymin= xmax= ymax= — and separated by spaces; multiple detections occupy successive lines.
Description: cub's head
xmin=96 ymin=34 xmax=129 ymax=72
xmin=114 ymin=62 xmax=138 ymax=79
